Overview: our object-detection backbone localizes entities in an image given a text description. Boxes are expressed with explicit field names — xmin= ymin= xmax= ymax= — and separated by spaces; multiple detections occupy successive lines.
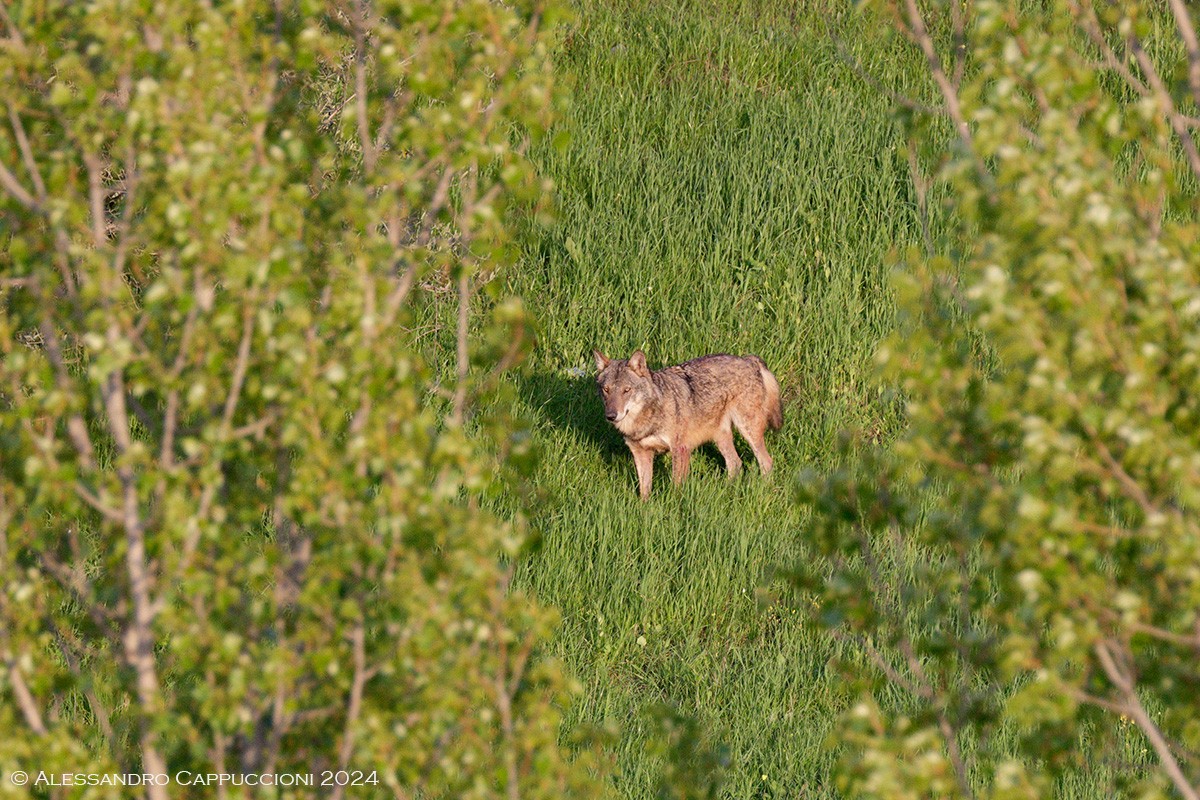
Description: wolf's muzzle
xmin=605 ymin=411 xmax=618 ymax=422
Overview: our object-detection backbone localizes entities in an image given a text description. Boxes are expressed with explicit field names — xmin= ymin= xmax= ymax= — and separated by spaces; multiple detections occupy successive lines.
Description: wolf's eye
xmin=623 ymin=387 xmax=630 ymax=394
xmin=602 ymin=387 xmax=609 ymax=394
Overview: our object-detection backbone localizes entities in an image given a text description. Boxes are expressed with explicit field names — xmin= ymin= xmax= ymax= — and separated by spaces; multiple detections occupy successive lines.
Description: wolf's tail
xmin=750 ymin=356 xmax=784 ymax=430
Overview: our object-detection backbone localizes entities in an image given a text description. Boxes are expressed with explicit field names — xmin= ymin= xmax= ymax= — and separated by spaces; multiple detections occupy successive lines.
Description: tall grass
xmin=506 ymin=2 xmax=935 ymax=795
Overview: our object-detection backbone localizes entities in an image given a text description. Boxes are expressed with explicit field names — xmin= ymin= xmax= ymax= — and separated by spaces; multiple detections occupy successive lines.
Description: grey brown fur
xmin=593 ymin=349 xmax=783 ymax=500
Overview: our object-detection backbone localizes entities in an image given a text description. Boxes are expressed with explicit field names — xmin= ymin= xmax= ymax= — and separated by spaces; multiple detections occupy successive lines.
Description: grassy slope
xmin=505 ymin=3 xmax=927 ymax=796
xmin=500 ymin=1 xmax=1146 ymax=796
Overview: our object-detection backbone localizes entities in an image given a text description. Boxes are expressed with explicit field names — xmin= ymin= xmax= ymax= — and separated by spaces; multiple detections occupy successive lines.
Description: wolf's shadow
xmin=517 ymin=371 xmax=627 ymax=464
xmin=516 ymin=371 xmax=738 ymax=478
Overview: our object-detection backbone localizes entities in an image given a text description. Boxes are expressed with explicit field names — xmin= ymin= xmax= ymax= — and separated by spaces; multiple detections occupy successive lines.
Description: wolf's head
xmin=593 ymin=349 xmax=654 ymax=431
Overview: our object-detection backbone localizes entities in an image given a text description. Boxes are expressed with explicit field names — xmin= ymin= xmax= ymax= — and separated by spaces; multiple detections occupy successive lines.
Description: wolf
xmin=593 ymin=349 xmax=783 ymax=500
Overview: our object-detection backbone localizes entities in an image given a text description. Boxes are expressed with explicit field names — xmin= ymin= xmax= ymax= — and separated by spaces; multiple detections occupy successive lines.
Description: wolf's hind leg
xmin=732 ymin=411 xmax=774 ymax=475
xmin=714 ymin=421 xmax=743 ymax=478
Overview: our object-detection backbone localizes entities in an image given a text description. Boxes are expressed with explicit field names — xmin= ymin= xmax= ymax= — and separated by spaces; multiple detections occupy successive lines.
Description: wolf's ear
xmin=628 ymin=349 xmax=649 ymax=377
xmin=593 ymin=349 xmax=610 ymax=371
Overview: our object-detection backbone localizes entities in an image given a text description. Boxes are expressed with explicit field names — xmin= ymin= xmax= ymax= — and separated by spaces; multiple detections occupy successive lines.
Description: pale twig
xmin=1127 ymin=620 xmax=1200 ymax=651
xmin=109 ymin=143 xmax=140 ymax=280
xmin=1069 ymin=0 xmax=1148 ymax=95
xmin=51 ymin=624 xmax=116 ymax=747
xmin=1094 ymin=639 xmax=1200 ymax=800
xmin=494 ymin=594 xmax=521 ymax=800
xmin=352 ymin=0 xmax=376 ymax=174
xmin=451 ymin=267 xmax=471 ymax=425
xmin=0 ymin=4 xmax=26 ymax=48
xmin=906 ymin=138 xmax=935 ymax=256
xmin=83 ymin=152 xmax=109 ymax=247
xmin=8 ymin=105 xmax=47 ymax=200
xmin=330 ymin=617 xmax=368 ymax=800
xmin=949 ymin=0 xmax=969 ymax=88
xmin=1130 ymin=35 xmax=1200 ymax=183
xmin=74 ymin=482 xmax=123 ymax=525
xmin=229 ymin=411 xmax=278 ymax=440
xmin=1073 ymin=403 xmax=1161 ymax=518
xmin=39 ymin=319 xmax=100 ymax=472
xmin=165 ymin=481 xmax=218 ymax=613
xmin=3 ymin=652 xmax=47 ymax=735
xmin=830 ymin=627 xmax=924 ymax=697
xmin=100 ymin=366 xmax=170 ymax=798
xmin=220 ymin=305 xmax=256 ymax=435
xmin=1006 ymin=24 xmax=1051 ymax=114
xmin=902 ymin=0 xmax=977 ymax=158
xmin=412 ymin=166 xmax=456 ymax=249
xmin=159 ymin=275 xmax=202 ymax=469
xmin=898 ymin=638 xmax=977 ymax=800
xmin=0 ymin=158 xmax=38 ymax=210
xmin=1167 ymin=0 xmax=1200 ymax=109
xmin=855 ymin=523 xmax=977 ymax=800
xmin=36 ymin=551 xmax=124 ymax=630
xmin=13 ymin=100 xmax=82 ymax=293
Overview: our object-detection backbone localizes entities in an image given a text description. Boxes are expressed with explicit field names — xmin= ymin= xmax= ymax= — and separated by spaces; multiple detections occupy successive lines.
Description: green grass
xmin=500 ymin=2 xmax=1152 ymax=796
xmin=504 ymin=1 xmax=932 ymax=795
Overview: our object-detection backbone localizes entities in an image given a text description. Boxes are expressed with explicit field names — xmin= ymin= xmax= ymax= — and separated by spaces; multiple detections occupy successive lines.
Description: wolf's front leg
xmin=671 ymin=446 xmax=691 ymax=486
xmin=629 ymin=443 xmax=655 ymax=500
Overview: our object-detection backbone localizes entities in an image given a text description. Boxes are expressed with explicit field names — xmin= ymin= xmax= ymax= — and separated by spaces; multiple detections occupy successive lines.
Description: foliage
xmin=643 ymin=704 xmax=729 ymax=800
xmin=0 ymin=1 xmax=605 ymax=797
xmin=795 ymin=1 xmax=1200 ymax=797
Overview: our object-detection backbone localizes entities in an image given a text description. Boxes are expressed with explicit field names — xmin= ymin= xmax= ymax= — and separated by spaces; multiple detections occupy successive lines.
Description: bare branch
xmin=229 ymin=411 xmax=278 ymax=440
xmin=160 ymin=279 xmax=202 ymax=469
xmin=4 ymin=652 xmax=48 ymax=735
xmin=413 ymin=166 xmax=455 ymax=249
xmin=1095 ymin=639 xmax=1200 ymax=800
xmin=1130 ymin=36 xmax=1200 ymax=184
xmin=1128 ymin=620 xmax=1200 ymax=651
xmin=900 ymin=0 xmax=991 ymax=189
xmin=950 ymin=0 xmax=969 ymax=88
xmin=1168 ymin=0 xmax=1200 ymax=109
xmin=220 ymin=305 xmax=256 ymax=435
xmin=8 ymin=105 xmax=47 ymax=201
xmin=831 ymin=627 xmax=924 ymax=697
xmin=906 ymin=138 xmax=935 ymax=256
xmin=101 ymin=365 xmax=170 ymax=797
xmin=1006 ymin=23 xmax=1051 ymax=114
xmin=166 ymin=481 xmax=218 ymax=612
xmin=0 ymin=7 xmax=22 ymax=47
xmin=83 ymin=153 xmax=112 ymax=248
xmin=66 ymin=416 xmax=98 ymax=472
xmin=0 ymin=158 xmax=38 ymax=211
xmin=1 ymin=590 xmax=48 ymax=737
xmin=825 ymin=19 xmax=942 ymax=116
xmin=902 ymin=0 xmax=973 ymax=150
xmin=494 ymin=606 xmax=520 ymax=800
xmin=51 ymin=624 xmax=116 ymax=747
xmin=110 ymin=143 xmax=140 ymax=280
xmin=352 ymin=0 xmax=377 ymax=174
xmin=898 ymin=638 xmax=976 ymax=800
xmin=1064 ymin=388 xmax=1164 ymax=519
xmin=37 ymin=550 xmax=125 ymax=630
xmin=1074 ymin=687 xmax=1129 ymax=715
xmin=74 ymin=482 xmax=123 ymax=525
xmin=330 ymin=617 xmax=368 ymax=800
xmin=1069 ymin=0 xmax=1148 ymax=95
xmin=451 ymin=267 xmax=471 ymax=425
xmin=38 ymin=319 xmax=101 ymax=472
